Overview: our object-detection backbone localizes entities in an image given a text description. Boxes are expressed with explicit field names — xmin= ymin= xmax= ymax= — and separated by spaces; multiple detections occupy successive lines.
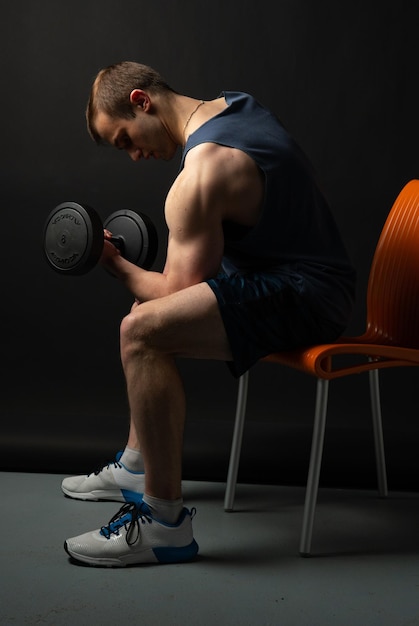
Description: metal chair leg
xmin=224 ymin=371 xmax=249 ymax=511
xmin=369 ymin=368 xmax=388 ymax=497
xmin=299 ymin=378 xmax=329 ymax=556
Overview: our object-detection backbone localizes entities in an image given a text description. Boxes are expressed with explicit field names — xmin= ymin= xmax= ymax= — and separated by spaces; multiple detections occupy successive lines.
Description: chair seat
xmin=263 ymin=338 xmax=419 ymax=379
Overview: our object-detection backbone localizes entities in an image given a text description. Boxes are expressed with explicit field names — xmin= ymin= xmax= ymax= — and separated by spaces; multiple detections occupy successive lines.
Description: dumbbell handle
xmin=108 ymin=235 xmax=125 ymax=255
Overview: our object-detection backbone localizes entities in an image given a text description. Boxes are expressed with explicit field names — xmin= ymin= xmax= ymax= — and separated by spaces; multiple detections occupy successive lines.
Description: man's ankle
xmin=143 ymin=494 xmax=183 ymax=524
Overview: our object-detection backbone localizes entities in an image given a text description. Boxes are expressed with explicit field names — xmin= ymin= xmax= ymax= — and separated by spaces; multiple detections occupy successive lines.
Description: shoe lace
xmin=100 ymin=502 xmax=152 ymax=546
xmin=88 ymin=458 xmax=122 ymax=477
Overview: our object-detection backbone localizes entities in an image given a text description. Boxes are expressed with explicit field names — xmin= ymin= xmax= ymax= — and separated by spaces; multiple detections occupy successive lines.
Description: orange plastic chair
xmin=224 ymin=179 xmax=419 ymax=556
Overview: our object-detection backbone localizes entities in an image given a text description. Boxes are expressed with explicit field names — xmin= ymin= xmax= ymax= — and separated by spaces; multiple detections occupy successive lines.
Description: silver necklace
xmin=182 ymin=100 xmax=205 ymax=140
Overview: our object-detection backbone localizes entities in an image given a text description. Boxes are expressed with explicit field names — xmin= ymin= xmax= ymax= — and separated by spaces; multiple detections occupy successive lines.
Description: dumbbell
xmin=43 ymin=201 xmax=158 ymax=275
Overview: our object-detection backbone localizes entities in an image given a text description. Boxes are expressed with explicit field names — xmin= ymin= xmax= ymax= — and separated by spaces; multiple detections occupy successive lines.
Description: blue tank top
xmin=180 ymin=92 xmax=356 ymax=311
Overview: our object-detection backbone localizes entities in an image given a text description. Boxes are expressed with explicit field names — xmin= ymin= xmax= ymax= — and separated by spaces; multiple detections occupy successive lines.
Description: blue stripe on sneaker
xmin=121 ymin=489 xmax=144 ymax=503
xmin=153 ymin=539 xmax=199 ymax=563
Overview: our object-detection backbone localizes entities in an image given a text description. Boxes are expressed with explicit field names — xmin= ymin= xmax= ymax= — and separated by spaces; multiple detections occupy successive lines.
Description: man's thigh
xmin=128 ymin=282 xmax=233 ymax=361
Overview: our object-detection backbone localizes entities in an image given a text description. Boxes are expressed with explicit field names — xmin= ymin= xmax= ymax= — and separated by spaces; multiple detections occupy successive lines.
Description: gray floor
xmin=2 ymin=472 xmax=419 ymax=626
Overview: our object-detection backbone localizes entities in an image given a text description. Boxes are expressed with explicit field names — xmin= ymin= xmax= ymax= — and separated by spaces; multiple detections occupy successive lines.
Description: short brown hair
xmin=86 ymin=61 xmax=175 ymax=143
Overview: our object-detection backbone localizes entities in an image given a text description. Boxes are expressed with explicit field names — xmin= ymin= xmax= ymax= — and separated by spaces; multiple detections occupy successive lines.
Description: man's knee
xmin=120 ymin=303 xmax=158 ymax=360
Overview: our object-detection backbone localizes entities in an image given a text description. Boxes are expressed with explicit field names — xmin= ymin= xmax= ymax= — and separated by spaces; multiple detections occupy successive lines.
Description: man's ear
xmin=129 ymin=89 xmax=149 ymax=110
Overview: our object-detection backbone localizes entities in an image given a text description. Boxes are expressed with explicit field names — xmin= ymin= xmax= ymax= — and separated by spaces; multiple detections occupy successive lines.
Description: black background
xmin=1 ymin=0 xmax=418 ymax=490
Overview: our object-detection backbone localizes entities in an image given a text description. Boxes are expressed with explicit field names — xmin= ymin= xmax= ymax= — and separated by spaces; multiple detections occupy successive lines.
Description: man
xmin=63 ymin=61 xmax=356 ymax=567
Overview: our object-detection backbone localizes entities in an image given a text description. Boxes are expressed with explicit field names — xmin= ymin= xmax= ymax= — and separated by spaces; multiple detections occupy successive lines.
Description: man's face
xmin=94 ymin=110 xmax=176 ymax=162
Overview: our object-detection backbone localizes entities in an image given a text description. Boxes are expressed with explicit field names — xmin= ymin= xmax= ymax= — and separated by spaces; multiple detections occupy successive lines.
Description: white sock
xmin=120 ymin=447 xmax=145 ymax=473
xmin=143 ymin=493 xmax=183 ymax=524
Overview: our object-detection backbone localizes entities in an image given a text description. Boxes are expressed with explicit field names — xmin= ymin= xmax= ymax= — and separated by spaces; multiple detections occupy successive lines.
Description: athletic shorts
xmin=207 ymin=270 xmax=348 ymax=378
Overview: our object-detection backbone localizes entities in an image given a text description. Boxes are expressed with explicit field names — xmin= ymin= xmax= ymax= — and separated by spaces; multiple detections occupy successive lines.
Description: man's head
xmin=86 ymin=61 xmax=175 ymax=144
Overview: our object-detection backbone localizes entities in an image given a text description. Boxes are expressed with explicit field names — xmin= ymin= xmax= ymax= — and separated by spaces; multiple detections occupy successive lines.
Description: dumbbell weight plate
xmin=43 ymin=202 xmax=104 ymax=275
xmin=103 ymin=209 xmax=158 ymax=270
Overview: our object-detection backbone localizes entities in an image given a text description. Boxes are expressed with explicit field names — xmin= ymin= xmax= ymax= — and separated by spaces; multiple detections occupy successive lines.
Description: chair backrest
xmin=366 ymin=179 xmax=419 ymax=347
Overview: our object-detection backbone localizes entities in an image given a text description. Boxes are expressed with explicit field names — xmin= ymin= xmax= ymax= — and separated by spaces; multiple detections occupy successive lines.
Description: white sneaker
xmin=61 ymin=452 xmax=144 ymax=503
xmin=64 ymin=501 xmax=199 ymax=567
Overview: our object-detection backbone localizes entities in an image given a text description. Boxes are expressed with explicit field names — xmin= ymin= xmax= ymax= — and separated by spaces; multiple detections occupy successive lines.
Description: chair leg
xmin=299 ymin=378 xmax=329 ymax=557
xmin=224 ymin=371 xmax=249 ymax=511
xmin=369 ymin=368 xmax=388 ymax=497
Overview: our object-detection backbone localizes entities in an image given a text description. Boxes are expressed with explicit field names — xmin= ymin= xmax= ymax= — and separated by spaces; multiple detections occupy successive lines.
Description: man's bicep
xmin=163 ymin=224 xmax=224 ymax=292
xmin=163 ymin=161 xmax=227 ymax=292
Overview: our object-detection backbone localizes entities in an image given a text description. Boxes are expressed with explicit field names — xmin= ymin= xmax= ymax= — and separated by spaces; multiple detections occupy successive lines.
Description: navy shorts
xmin=207 ymin=270 xmax=347 ymax=378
